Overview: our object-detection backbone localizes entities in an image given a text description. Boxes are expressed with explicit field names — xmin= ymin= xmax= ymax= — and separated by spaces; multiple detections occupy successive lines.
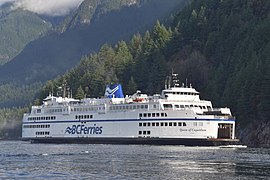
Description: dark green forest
xmin=0 ymin=107 xmax=28 ymax=139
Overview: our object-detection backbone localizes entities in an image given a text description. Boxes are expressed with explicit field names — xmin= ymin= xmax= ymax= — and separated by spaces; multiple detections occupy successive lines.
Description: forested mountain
xmin=40 ymin=0 xmax=270 ymax=147
xmin=0 ymin=0 xmax=186 ymax=84
xmin=0 ymin=3 xmax=52 ymax=65
xmin=0 ymin=0 xmax=186 ymax=108
xmin=57 ymin=0 xmax=138 ymax=33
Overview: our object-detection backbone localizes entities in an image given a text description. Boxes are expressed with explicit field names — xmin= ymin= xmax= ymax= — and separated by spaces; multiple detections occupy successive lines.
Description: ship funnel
xmin=104 ymin=84 xmax=124 ymax=98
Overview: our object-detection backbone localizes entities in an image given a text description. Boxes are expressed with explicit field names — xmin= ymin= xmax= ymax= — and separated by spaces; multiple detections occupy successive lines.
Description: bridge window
xmin=164 ymin=104 xmax=173 ymax=109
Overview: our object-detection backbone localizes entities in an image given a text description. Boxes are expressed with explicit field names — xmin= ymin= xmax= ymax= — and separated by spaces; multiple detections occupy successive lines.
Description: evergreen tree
xmin=129 ymin=33 xmax=143 ymax=58
xmin=152 ymin=20 xmax=172 ymax=49
xmin=75 ymin=86 xmax=85 ymax=99
xmin=142 ymin=30 xmax=155 ymax=56
xmin=126 ymin=76 xmax=137 ymax=95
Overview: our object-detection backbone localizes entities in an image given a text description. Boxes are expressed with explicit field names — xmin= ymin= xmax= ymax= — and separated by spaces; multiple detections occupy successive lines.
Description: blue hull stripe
xmin=22 ymin=118 xmax=235 ymax=124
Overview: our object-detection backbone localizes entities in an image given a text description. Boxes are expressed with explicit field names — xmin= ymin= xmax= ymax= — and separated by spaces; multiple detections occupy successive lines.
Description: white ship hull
xmin=22 ymin=110 xmax=238 ymax=146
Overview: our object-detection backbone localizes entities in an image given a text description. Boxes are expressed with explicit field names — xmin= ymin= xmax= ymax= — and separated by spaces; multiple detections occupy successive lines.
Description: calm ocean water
xmin=0 ymin=141 xmax=269 ymax=180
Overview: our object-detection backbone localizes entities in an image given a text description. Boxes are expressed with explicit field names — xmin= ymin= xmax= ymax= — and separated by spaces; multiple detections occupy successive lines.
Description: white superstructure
xmin=22 ymin=74 xmax=238 ymax=146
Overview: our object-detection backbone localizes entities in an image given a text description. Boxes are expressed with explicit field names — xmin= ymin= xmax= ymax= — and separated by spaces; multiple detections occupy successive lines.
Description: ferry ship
xmin=22 ymin=74 xmax=239 ymax=146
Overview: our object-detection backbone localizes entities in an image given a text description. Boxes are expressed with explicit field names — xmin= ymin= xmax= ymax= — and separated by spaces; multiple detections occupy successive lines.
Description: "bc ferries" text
xmin=65 ymin=124 xmax=103 ymax=135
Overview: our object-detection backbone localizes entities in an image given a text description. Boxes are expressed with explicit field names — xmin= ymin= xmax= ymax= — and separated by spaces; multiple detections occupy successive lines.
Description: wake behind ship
xmin=22 ymin=73 xmax=239 ymax=146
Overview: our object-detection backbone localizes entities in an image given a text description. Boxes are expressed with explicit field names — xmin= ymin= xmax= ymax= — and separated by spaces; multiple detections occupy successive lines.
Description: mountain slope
xmin=0 ymin=4 xmax=52 ymax=65
xmin=0 ymin=0 xmax=186 ymax=84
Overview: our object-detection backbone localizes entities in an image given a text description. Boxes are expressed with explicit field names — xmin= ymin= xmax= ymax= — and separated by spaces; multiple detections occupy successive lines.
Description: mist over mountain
xmin=0 ymin=0 xmax=84 ymax=16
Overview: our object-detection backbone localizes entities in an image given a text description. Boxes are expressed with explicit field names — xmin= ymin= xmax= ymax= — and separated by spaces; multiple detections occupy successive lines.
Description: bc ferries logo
xmin=65 ymin=124 xmax=103 ymax=135
xmin=104 ymin=84 xmax=124 ymax=98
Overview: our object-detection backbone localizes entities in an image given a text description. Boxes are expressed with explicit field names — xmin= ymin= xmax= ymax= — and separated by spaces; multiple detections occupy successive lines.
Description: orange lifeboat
xmin=133 ymin=98 xmax=144 ymax=102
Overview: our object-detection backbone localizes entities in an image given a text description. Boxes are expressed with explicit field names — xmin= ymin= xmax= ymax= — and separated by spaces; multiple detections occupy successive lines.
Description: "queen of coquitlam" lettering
xmin=65 ymin=124 xmax=103 ymax=135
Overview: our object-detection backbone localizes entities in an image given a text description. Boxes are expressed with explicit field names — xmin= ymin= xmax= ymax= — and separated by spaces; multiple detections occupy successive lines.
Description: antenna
xmin=168 ymin=76 xmax=171 ymax=88
xmin=51 ymin=86 xmax=54 ymax=96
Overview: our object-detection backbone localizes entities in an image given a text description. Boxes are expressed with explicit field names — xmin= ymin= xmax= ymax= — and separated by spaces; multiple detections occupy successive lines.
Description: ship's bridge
xmin=161 ymin=87 xmax=200 ymax=102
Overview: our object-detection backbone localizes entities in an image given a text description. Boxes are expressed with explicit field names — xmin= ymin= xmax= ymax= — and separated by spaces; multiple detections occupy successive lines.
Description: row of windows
xmin=139 ymin=131 xmax=151 ymax=135
xmin=45 ymin=107 xmax=99 ymax=114
xmin=165 ymin=92 xmax=199 ymax=96
xmin=46 ymin=108 xmax=63 ymax=113
xmin=23 ymin=124 xmax=50 ymax=128
xmin=28 ymin=116 xmax=56 ymax=121
xmin=71 ymin=107 xmax=98 ymax=112
xmin=164 ymin=104 xmax=211 ymax=110
xmin=36 ymin=131 xmax=50 ymax=135
xmin=110 ymin=104 xmax=148 ymax=111
xmin=139 ymin=122 xmax=187 ymax=127
xmin=75 ymin=115 xmax=93 ymax=119
xmin=139 ymin=113 xmax=168 ymax=118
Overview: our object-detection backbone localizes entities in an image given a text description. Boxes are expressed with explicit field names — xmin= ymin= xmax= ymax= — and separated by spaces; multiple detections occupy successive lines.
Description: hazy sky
xmin=0 ymin=0 xmax=84 ymax=16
